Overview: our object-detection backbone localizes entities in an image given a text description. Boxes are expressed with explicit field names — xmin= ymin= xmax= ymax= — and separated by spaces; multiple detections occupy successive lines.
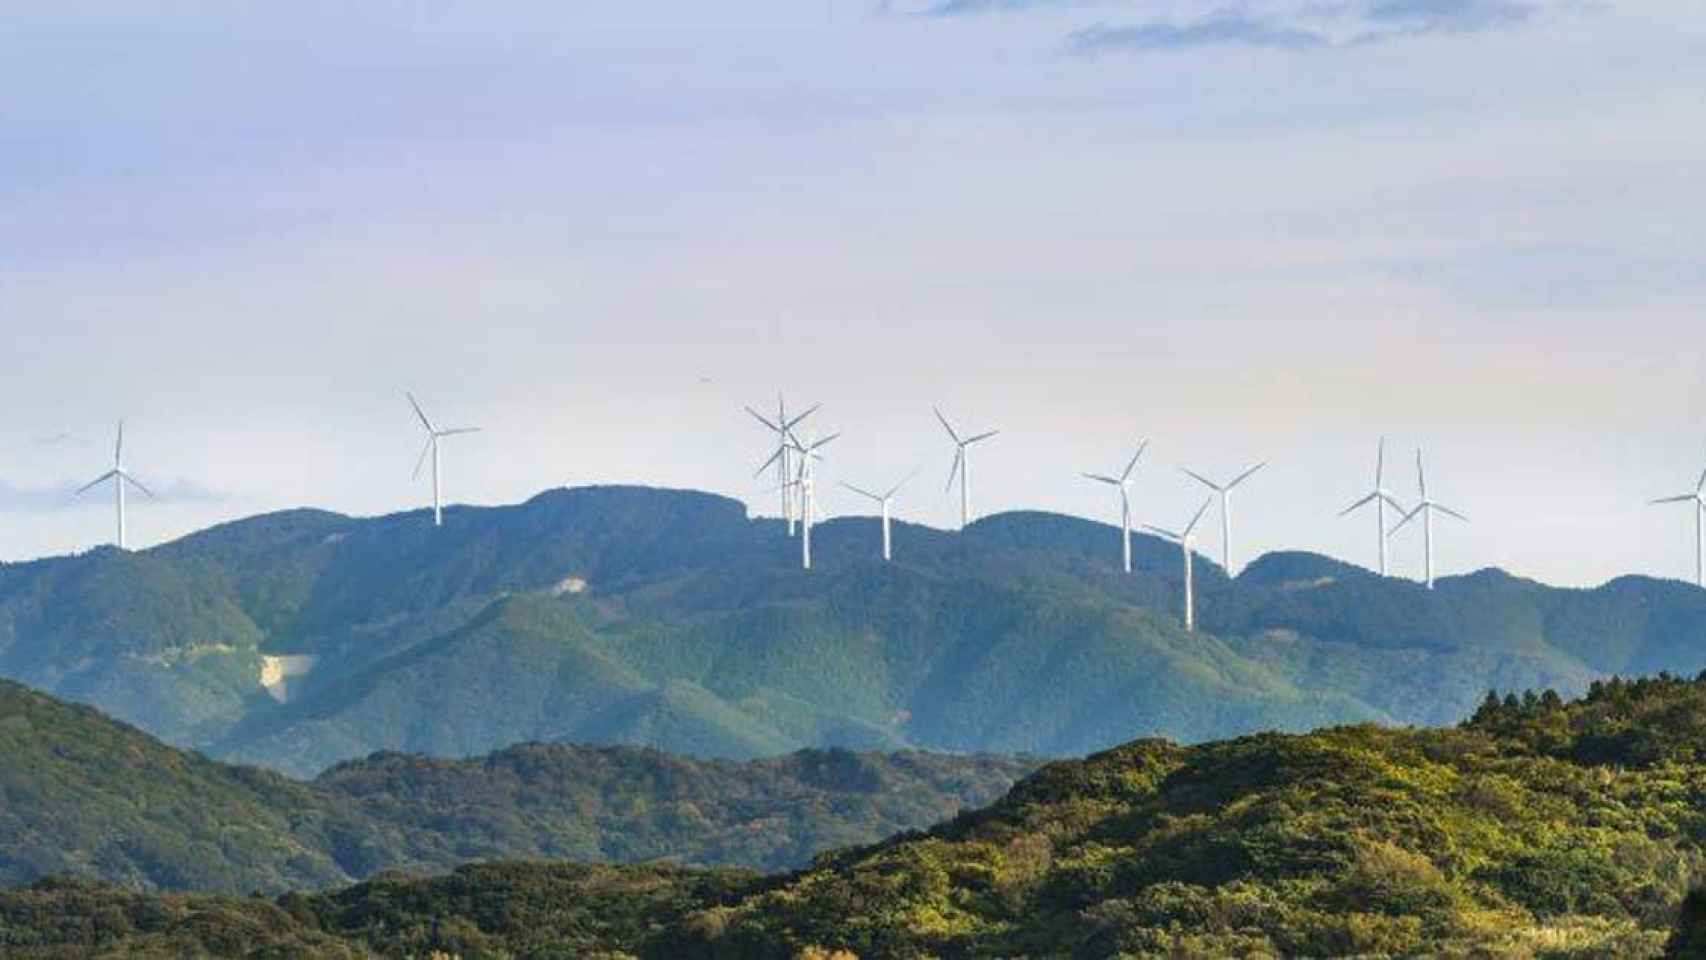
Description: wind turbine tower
xmin=1144 ymin=497 xmax=1213 ymax=632
xmin=842 ymin=470 xmax=917 ymax=562
xmin=1338 ymin=437 xmax=1406 ymax=576
xmin=935 ymin=407 xmax=999 ymax=530
xmin=75 ymin=421 xmax=154 ymax=550
xmin=1390 ymin=447 xmax=1467 ymax=589
xmin=747 ymin=396 xmax=818 ymax=536
xmin=1083 ymin=440 xmax=1149 ymax=573
xmin=1649 ymin=457 xmax=1706 ymax=587
xmin=1182 ymin=461 xmax=1266 ymax=575
xmin=407 ymin=391 xmax=482 ymax=527
xmin=788 ymin=431 xmax=839 ymax=570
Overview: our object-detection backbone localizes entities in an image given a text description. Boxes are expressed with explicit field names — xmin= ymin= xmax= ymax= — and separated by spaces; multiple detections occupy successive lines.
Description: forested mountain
xmin=12 ymin=674 xmax=1706 ymax=957
xmin=0 ymin=678 xmax=1033 ymax=893
xmin=2 ymin=485 xmax=1704 ymax=776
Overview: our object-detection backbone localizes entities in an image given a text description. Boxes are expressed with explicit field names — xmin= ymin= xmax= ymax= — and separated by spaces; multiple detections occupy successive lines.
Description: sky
xmin=1 ymin=0 xmax=1703 ymax=586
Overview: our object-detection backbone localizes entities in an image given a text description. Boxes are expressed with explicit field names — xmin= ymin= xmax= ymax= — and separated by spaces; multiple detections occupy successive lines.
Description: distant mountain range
xmin=2 ymin=485 xmax=1704 ymax=776
xmin=0 ymin=677 xmax=1034 ymax=893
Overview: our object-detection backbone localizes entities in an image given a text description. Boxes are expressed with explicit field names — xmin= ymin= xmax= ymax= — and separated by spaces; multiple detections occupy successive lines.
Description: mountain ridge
xmin=0 ymin=676 xmax=1037 ymax=894
xmin=2 ymin=484 xmax=1703 ymax=776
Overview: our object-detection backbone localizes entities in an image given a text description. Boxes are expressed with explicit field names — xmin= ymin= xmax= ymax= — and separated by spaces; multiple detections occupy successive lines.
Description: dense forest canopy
xmin=12 ymin=672 xmax=1706 ymax=956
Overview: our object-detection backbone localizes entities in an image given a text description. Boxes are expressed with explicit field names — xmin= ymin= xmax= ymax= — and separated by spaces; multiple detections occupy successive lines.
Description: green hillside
xmin=12 ymin=674 xmax=1706 ymax=957
xmin=0 ymin=679 xmax=1035 ymax=894
xmin=3 ymin=486 xmax=1704 ymax=776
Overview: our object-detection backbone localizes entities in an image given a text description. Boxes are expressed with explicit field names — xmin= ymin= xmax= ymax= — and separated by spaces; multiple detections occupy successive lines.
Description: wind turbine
xmin=1389 ymin=447 xmax=1467 ymax=589
xmin=1144 ymin=497 xmax=1213 ymax=632
xmin=1338 ymin=437 xmax=1406 ymax=576
xmin=1182 ymin=461 xmax=1266 ymax=575
xmin=1082 ymin=440 xmax=1149 ymax=573
xmin=75 ymin=421 xmax=154 ymax=550
xmin=787 ymin=430 xmax=839 ymax=570
xmin=747 ymin=395 xmax=819 ymax=536
xmin=935 ymin=407 xmax=999 ymax=530
xmin=1649 ymin=457 xmax=1706 ymax=587
xmin=406 ymin=391 xmax=482 ymax=527
xmin=841 ymin=470 xmax=918 ymax=562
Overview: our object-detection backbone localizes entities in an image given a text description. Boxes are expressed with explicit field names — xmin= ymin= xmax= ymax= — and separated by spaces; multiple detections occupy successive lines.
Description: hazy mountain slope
xmin=0 ymin=678 xmax=1035 ymax=894
xmin=314 ymin=743 xmax=1033 ymax=871
xmin=4 ymin=485 xmax=1705 ymax=776
xmin=214 ymin=547 xmax=1385 ymax=775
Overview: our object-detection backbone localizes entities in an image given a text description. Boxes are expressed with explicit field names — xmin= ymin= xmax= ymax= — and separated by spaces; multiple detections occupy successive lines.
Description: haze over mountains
xmin=2 ymin=485 xmax=1704 ymax=777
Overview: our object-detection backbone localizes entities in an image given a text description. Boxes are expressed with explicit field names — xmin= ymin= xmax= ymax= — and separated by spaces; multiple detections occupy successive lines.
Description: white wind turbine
xmin=935 ymin=407 xmax=999 ymax=530
xmin=1182 ymin=461 xmax=1266 ymax=575
xmin=75 ymin=420 xmax=154 ymax=550
xmin=1649 ymin=457 xmax=1706 ymax=587
xmin=787 ymin=430 xmax=839 ymax=570
xmin=748 ymin=395 xmax=819 ymax=536
xmin=1338 ymin=437 xmax=1407 ymax=576
xmin=1389 ymin=447 xmax=1467 ymax=589
xmin=841 ymin=470 xmax=918 ymax=562
xmin=1082 ymin=440 xmax=1149 ymax=573
xmin=406 ymin=391 xmax=482 ymax=527
xmin=1144 ymin=497 xmax=1213 ymax=633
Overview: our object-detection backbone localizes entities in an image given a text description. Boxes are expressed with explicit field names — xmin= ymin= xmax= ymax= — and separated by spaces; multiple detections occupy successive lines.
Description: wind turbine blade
xmin=809 ymin=432 xmax=840 ymax=452
xmin=1696 ymin=462 xmax=1706 ymax=495
xmin=1181 ymin=467 xmax=1222 ymax=492
xmin=75 ymin=470 xmax=118 ymax=496
xmin=1338 ymin=491 xmax=1379 ymax=517
xmin=933 ymin=407 xmax=961 ymax=444
xmin=945 ymin=449 xmax=962 ymax=493
xmin=1183 ymin=496 xmax=1213 ymax=536
xmin=883 ymin=468 xmax=920 ymax=499
xmin=1435 ymin=504 xmax=1469 ymax=522
xmin=1121 ymin=440 xmax=1149 ymax=482
xmin=1142 ymin=525 xmax=1180 ymax=541
xmin=753 ymin=445 xmax=785 ymax=478
xmin=412 ymin=438 xmax=433 ymax=481
xmin=1389 ymin=504 xmax=1422 ymax=536
xmin=783 ymin=402 xmax=821 ymax=431
xmin=1227 ymin=461 xmax=1267 ymax=489
xmin=1652 ymin=494 xmax=1698 ymax=504
xmin=1381 ymin=493 xmax=1408 ymax=512
xmin=1415 ymin=448 xmax=1427 ymax=499
xmin=405 ymin=391 xmax=434 ymax=432
xmin=965 ymin=430 xmax=1000 ymax=445
xmin=1083 ymin=473 xmax=1119 ymax=485
xmin=114 ymin=421 xmax=124 ymax=467
xmin=1375 ymin=436 xmax=1385 ymax=486
xmin=745 ymin=406 xmax=782 ymax=432
xmin=841 ymin=481 xmax=880 ymax=501
xmin=122 ymin=472 xmax=156 ymax=499
xmin=437 ymin=427 xmax=482 ymax=436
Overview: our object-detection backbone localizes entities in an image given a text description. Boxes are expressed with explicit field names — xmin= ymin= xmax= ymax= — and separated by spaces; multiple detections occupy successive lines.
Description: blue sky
xmin=2 ymin=1 xmax=1704 ymax=585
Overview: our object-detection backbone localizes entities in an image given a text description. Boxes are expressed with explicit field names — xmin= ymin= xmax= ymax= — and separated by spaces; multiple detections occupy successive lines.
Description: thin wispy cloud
xmin=1368 ymin=0 xmax=1538 ymax=32
xmin=1050 ymin=0 xmax=1554 ymax=55
xmin=1067 ymin=15 xmax=1327 ymax=53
